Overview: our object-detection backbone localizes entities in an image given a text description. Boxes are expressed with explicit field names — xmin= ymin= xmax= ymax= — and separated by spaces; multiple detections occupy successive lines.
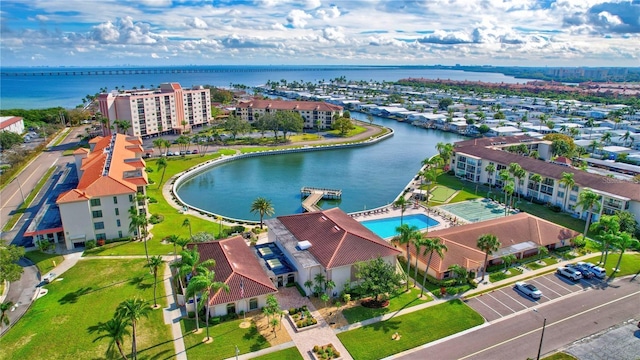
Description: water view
xmin=361 ymin=213 xmax=440 ymax=239
xmin=176 ymin=112 xmax=465 ymax=221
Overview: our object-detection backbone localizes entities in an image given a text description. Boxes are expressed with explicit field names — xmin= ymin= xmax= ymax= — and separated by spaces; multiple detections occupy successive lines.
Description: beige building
xmin=235 ymin=99 xmax=343 ymax=129
xmin=56 ymin=134 xmax=148 ymax=249
xmin=98 ymin=83 xmax=211 ymax=138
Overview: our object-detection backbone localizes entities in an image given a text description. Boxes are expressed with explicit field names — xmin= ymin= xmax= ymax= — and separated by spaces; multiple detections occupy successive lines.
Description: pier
xmin=300 ymin=187 xmax=342 ymax=212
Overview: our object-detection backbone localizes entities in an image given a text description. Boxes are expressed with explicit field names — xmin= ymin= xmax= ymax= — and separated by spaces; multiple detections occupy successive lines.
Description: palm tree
xmin=177 ymin=246 xmax=216 ymax=333
xmin=167 ymin=234 xmax=181 ymax=262
xmin=119 ymin=120 xmax=131 ymax=135
xmin=394 ymin=196 xmax=410 ymax=224
xmin=421 ymin=167 xmax=438 ymax=204
xmin=1 ymin=301 xmax=14 ymax=330
xmin=509 ymin=163 xmax=525 ymax=201
xmin=611 ymin=232 xmax=638 ymax=275
xmin=412 ymin=234 xmax=427 ymax=284
xmin=590 ymin=215 xmax=622 ymax=265
xmin=156 ymin=157 xmax=168 ymax=189
xmin=576 ymin=188 xmax=601 ymax=240
xmin=585 ymin=118 xmax=595 ymax=139
xmin=393 ymin=224 xmax=421 ymax=291
xmin=116 ymin=298 xmax=151 ymax=360
xmin=529 ymin=174 xmax=542 ymax=203
xmin=250 ymin=197 xmax=275 ymax=229
xmin=420 ymin=238 xmax=447 ymax=297
xmin=153 ymin=138 xmax=165 ymax=156
xmin=504 ymin=181 xmax=514 ymax=216
xmin=619 ymin=131 xmax=633 ymax=147
xmin=484 ymin=163 xmax=495 ymax=193
xmin=186 ymin=270 xmax=229 ymax=342
xmin=182 ymin=218 xmax=193 ymax=240
xmin=477 ymin=234 xmax=501 ymax=281
xmin=88 ymin=315 xmax=131 ymax=360
xmin=435 ymin=142 xmax=454 ymax=170
xmin=601 ymin=131 xmax=613 ymax=145
xmin=559 ymin=172 xmax=575 ymax=211
xmin=128 ymin=208 xmax=150 ymax=265
xmin=448 ymin=264 xmax=468 ymax=285
xmin=501 ymin=254 xmax=517 ymax=273
xmin=148 ymin=255 xmax=164 ymax=308
xmin=589 ymin=140 xmax=600 ymax=154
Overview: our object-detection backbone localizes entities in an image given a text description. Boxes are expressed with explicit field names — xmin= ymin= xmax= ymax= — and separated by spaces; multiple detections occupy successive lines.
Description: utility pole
xmin=536 ymin=317 xmax=547 ymax=360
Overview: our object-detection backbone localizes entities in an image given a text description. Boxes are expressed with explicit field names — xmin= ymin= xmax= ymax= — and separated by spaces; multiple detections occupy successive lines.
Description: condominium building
xmin=235 ymin=99 xmax=343 ymax=129
xmin=0 ymin=116 xmax=25 ymax=135
xmin=56 ymin=134 xmax=148 ymax=249
xmin=98 ymin=83 xmax=211 ymax=138
xmin=450 ymin=135 xmax=640 ymax=222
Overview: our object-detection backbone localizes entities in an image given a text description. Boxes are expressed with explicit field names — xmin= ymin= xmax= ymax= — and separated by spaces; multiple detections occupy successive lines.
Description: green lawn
xmin=326 ymin=124 xmax=367 ymax=137
xmin=337 ymin=300 xmax=484 ymax=360
xmin=342 ymin=287 xmax=432 ymax=324
xmin=489 ymin=267 xmax=523 ymax=282
xmin=23 ymin=251 xmax=64 ymax=274
xmin=251 ymin=347 xmax=303 ymax=360
xmin=181 ymin=318 xmax=270 ymax=359
xmin=542 ymin=352 xmax=578 ymax=360
xmin=582 ymin=252 xmax=640 ymax=277
xmin=526 ymin=257 xmax=558 ymax=270
xmin=429 ymin=186 xmax=457 ymax=203
xmin=0 ymin=258 xmax=173 ymax=360
xmin=427 ymin=173 xmax=482 ymax=205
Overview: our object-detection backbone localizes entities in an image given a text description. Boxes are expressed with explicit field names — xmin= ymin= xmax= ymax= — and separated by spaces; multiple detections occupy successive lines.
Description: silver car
xmin=515 ymin=281 xmax=542 ymax=299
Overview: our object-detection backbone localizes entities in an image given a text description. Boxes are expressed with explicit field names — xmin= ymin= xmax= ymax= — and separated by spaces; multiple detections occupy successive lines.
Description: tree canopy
xmin=0 ymin=240 xmax=25 ymax=283
xmin=354 ymin=257 xmax=403 ymax=302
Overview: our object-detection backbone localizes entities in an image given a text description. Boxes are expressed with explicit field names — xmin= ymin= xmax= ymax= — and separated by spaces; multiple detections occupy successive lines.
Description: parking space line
xmin=538 ymin=275 xmax=573 ymax=292
xmin=501 ymin=291 xmax=529 ymax=309
xmin=472 ymin=298 xmax=503 ymax=318
xmin=531 ymin=279 xmax=563 ymax=297
xmin=486 ymin=293 xmax=516 ymax=313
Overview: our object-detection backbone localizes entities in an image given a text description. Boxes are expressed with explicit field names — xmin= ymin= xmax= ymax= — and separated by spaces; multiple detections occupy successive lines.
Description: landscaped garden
xmin=337 ymin=299 xmax=484 ymax=360
xmin=288 ymin=305 xmax=318 ymax=330
xmin=582 ymin=253 xmax=640 ymax=277
xmin=181 ymin=318 xmax=270 ymax=359
xmin=251 ymin=347 xmax=303 ymax=360
xmin=342 ymin=287 xmax=431 ymax=324
xmin=0 ymin=258 xmax=173 ymax=360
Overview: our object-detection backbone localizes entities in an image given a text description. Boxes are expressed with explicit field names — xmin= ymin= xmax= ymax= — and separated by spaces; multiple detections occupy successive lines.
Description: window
xmin=129 ymin=194 xmax=134 ymax=202
xmin=92 ymin=210 xmax=103 ymax=218
xmin=113 ymin=196 xmax=118 ymax=204
xmin=115 ymin=208 xmax=120 ymax=216
xmin=94 ymin=222 xmax=105 ymax=230
xmin=96 ymin=233 xmax=107 ymax=240
xmin=118 ymin=231 xmax=123 ymax=238
xmin=249 ymin=298 xmax=258 ymax=310
xmin=116 ymin=219 xmax=121 ymax=227
xmin=226 ymin=303 xmax=236 ymax=314
xmin=90 ymin=198 xmax=101 ymax=207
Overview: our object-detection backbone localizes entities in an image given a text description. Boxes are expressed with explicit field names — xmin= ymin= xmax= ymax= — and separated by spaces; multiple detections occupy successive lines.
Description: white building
xmin=98 ymin=83 xmax=211 ymax=138
xmin=56 ymin=134 xmax=148 ymax=249
xmin=235 ymin=99 xmax=343 ymax=130
xmin=0 ymin=116 xmax=25 ymax=135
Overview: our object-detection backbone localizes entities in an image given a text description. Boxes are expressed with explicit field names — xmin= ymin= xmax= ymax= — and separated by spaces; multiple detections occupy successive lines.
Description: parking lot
xmin=466 ymin=271 xmax=607 ymax=322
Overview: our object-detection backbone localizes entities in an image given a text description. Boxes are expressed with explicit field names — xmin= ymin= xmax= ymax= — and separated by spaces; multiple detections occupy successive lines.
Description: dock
xmin=300 ymin=187 xmax=342 ymax=212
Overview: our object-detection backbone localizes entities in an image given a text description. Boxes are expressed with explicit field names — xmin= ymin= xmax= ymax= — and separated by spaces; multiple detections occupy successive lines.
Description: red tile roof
xmin=277 ymin=208 xmax=400 ymax=269
xmin=0 ymin=116 xmax=23 ymax=129
xmin=236 ymin=99 xmax=343 ymax=112
xmin=189 ymin=236 xmax=277 ymax=306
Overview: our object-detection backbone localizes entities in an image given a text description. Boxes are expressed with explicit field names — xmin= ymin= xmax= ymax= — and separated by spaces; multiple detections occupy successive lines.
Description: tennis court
xmin=438 ymin=198 xmax=517 ymax=223
xmin=429 ymin=186 xmax=457 ymax=202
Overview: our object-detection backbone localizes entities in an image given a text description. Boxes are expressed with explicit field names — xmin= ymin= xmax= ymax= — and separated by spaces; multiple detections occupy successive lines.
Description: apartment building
xmin=0 ymin=116 xmax=25 ymax=135
xmin=235 ymin=99 xmax=343 ymax=129
xmin=98 ymin=83 xmax=211 ymax=138
xmin=450 ymin=135 xmax=640 ymax=222
xmin=56 ymin=134 xmax=148 ymax=249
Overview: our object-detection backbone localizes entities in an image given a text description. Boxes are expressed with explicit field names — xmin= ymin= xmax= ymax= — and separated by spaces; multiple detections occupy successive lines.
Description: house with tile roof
xmin=235 ymin=99 xmax=343 ymax=130
xmin=185 ymin=236 xmax=278 ymax=317
xmin=409 ymin=212 xmax=579 ymax=279
xmin=265 ymin=208 xmax=400 ymax=297
xmin=0 ymin=116 xmax=24 ymax=135
xmin=56 ymin=134 xmax=148 ymax=249
xmin=451 ymin=135 xmax=640 ymax=223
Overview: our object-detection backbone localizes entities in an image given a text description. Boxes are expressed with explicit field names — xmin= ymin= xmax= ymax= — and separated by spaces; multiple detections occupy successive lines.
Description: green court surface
xmin=430 ymin=186 xmax=457 ymax=202
xmin=438 ymin=198 xmax=516 ymax=223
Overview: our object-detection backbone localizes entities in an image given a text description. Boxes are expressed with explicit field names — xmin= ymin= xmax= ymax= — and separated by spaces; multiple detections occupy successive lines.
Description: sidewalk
xmin=161 ymin=261 xmax=187 ymax=360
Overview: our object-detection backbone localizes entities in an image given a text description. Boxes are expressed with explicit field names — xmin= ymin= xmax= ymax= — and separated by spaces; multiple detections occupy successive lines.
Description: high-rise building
xmin=98 ymin=83 xmax=211 ymax=138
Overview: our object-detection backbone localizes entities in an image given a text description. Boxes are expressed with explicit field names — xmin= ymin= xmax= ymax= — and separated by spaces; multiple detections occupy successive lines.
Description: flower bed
xmin=312 ymin=343 xmax=341 ymax=360
xmin=287 ymin=305 xmax=319 ymax=332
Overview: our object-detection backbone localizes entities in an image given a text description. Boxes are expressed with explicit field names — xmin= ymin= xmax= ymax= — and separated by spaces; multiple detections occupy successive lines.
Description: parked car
xmin=567 ymin=263 xmax=595 ymax=279
xmin=42 ymin=272 xmax=57 ymax=284
xmin=557 ymin=266 xmax=583 ymax=281
xmin=577 ymin=262 xmax=607 ymax=279
xmin=514 ymin=281 xmax=542 ymax=299
xmin=192 ymin=149 xmax=199 ymax=154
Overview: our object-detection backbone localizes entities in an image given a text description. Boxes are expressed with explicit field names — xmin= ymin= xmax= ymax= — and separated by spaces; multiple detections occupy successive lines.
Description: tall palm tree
xmin=412 ymin=234 xmax=427 ymax=284
xmin=529 ymin=174 xmax=542 ymax=203
xmin=504 ymin=181 xmax=514 ymax=216
xmin=484 ymin=163 xmax=495 ymax=193
xmin=611 ymin=232 xmax=638 ymax=275
xmin=148 ymin=255 xmax=164 ymax=308
xmin=477 ymin=234 xmax=501 ymax=281
xmin=585 ymin=118 xmax=595 ymax=139
xmin=590 ymin=215 xmax=620 ymax=265
xmin=509 ymin=163 xmax=525 ymax=201
xmin=250 ymin=197 xmax=275 ymax=229
xmin=420 ymin=237 xmax=447 ymax=298
xmin=559 ymin=172 xmax=575 ymax=211
xmin=186 ymin=270 xmax=229 ymax=342
xmin=393 ymin=224 xmax=421 ymax=291
xmin=156 ymin=157 xmax=168 ymax=189
xmin=119 ymin=120 xmax=131 ymax=135
xmin=394 ymin=196 xmax=410 ymax=225
xmin=167 ymin=234 xmax=181 ymax=262
xmin=177 ymin=246 xmax=216 ymax=333
xmin=435 ymin=142 xmax=454 ymax=170
xmin=88 ymin=315 xmax=131 ymax=360
xmin=182 ymin=218 xmax=193 ymax=240
xmin=1 ymin=301 xmax=14 ymax=330
xmin=153 ymin=138 xmax=165 ymax=156
xmin=448 ymin=264 xmax=468 ymax=285
xmin=576 ymin=188 xmax=601 ymax=241
xmin=116 ymin=298 xmax=151 ymax=360
xmin=601 ymin=132 xmax=613 ymax=145
xmin=128 ymin=208 xmax=150 ymax=266
xmin=421 ymin=167 xmax=438 ymax=204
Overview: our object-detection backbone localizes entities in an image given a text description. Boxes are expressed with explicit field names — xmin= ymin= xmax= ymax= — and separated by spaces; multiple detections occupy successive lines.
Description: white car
xmin=577 ymin=262 xmax=607 ymax=279
xmin=42 ymin=272 xmax=57 ymax=284
xmin=514 ymin=282 xmax=542 ymax=299
xmin=557 ymin=266 xmax=583 ymax=281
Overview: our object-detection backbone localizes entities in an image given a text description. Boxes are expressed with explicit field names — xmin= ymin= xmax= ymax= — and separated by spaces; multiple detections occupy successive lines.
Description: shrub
xmin=149 ymin=213 xmax=164 ymax=224
xmin=147 ymin=197 xmax=158 ymax=204
xmin=489 ymin=272 xmax=508 ymax=282
xmin=187 ymin=311 xmax=195 ymax=319
xmin=211 ymin=317 xmax=221 ymax=325
xmin=85 ymin=240 xmax=97 ymax=249
xmin=548 ymin=205 xmax=562 ymax=212
xmin=97 ymin=239 xmax=105 ymax=247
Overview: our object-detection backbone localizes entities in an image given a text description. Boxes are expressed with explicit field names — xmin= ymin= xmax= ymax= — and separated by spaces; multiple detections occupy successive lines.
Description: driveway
xmin=0 ymin=258 xmax=40 ymax=336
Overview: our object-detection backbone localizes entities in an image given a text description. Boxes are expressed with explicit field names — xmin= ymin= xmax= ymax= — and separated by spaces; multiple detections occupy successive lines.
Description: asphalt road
xmin=396 ymin=278 xmax=640 ymax=360
xmin=0 ymin=258 xmax=40 ymax=336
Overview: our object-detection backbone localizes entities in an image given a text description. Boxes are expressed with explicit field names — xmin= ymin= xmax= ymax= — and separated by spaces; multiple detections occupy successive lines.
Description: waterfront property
xmin=438 ymin=198 xmax=516 ymax=223
xmin=98 ymin=82 xmax=211 ymax=138
xmin=235 ymin=99 xmax=343 ymax=130
xmin=55 ymin=134 xmax=148 ymax=249
xmin=361 ymin=213 xmax=440 ymax=239
xmin=409 ymin=212 xmax=579 ymax=279
xmin=183 ymin=236 xmax=278 ymax=317
xmin=265 ymin=207 xmax=400 ymax=296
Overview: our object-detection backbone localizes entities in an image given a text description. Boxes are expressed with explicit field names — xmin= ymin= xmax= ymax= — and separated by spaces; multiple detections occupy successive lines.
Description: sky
xmin=1 ymin=0 xmax=639 ymax=67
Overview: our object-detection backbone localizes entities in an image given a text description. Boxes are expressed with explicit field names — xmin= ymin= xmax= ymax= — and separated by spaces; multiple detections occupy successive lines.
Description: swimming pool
xmin=361 ymin=214 xmax=440 ymax=239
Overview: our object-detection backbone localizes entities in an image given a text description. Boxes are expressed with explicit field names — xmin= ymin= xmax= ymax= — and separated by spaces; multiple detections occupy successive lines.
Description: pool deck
xmin=349 ymin=203 xmax=455 ymax=238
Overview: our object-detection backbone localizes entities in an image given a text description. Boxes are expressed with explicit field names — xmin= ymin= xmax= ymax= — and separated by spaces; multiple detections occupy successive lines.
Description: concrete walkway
xmin=161 ymin=261 xmax=187 ymax=360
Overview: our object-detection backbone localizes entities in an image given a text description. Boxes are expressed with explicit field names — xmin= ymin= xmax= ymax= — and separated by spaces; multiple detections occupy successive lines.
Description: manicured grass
xmin=489 ymin=267 xmax=523 ymax=282
xmin=327 ymin=124 xmax=367 ymax=137
xmin=289 ymin=133 xmax=321 ymax=142
xmin=342 ymin=287 xmax=432 ymax=324
xmin=23 ymin=251 xmax=64 ymax=274
xmin=0 ymin=258 xmax=173 ymax=360
xmin=428 ymin=173 xmax=482 ymax=205
xmin=337 ymin=300 xmax=484 ymax=360
xmin=50 ymin=128 xmax=73 ymax=147
xmin=542 ymin=352 xmax=578 ymax=360
xmin=514 ymin=201 xmax=585 ymax=233
xmin=429 ymin=186 xmax=457 ymax=203
xmin=2 ymin=166 xmax=57 ymax=232
xmin=251 ymin=347 xmax=303 ymax=360
xmin=526 ymin=257 xmax=558 ymax=270
xmin=582 ymin=253 xmax=640 ymax=277
xmin=181 ymin=318 xmax=269 ymax=359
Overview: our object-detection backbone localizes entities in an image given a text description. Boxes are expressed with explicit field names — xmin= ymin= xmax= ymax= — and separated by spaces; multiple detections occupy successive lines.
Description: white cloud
xmin=322 ymin=27 xmax=346 ymax=43
xmin=186 ymin=17 xmax=208 ymax=29
xmin=35 ymin=14 xmax=49 ymax=21
xmin=316 ymin=6 xmax=340 ymax=20
xmin=286 ymin=9 xmax=312 ymax=28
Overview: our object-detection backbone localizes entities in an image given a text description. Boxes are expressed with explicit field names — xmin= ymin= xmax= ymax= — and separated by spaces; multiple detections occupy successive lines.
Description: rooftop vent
xmin=297 ymin=241 xmax=312 ymax=251
xmin=321 ymin=216 xmax=328 ymax=221
xmin=333 ymin=225 xmax=341 ymax=231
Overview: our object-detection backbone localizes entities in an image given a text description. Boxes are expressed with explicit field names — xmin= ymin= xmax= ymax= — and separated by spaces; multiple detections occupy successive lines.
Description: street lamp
xmin=533 ymin=309 xmax=547 ymax=360
xmin=12 ymin=177 xmax=25 ymax=204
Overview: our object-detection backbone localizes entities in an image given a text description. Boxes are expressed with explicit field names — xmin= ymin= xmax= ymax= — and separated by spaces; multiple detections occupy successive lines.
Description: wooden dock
xmin=300 ymin=187 xmax=342 ymax=212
